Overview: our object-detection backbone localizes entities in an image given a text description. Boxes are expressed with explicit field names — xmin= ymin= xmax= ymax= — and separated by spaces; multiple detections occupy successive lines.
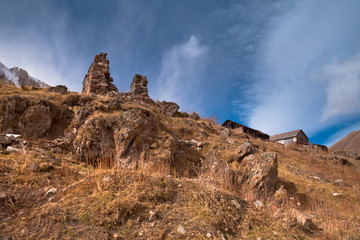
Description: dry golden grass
xmin=1 ymin=85 xmax=360 ymax=239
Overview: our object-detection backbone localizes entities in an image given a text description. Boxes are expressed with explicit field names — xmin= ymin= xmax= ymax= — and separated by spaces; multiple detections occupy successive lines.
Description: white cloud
xmin=154 ymin=35 xmax=209 ymax=112
xmin=319 ymin=55 xmax=360 ymax=121
xmin=242 ymin=0 xmax=360 ymax=138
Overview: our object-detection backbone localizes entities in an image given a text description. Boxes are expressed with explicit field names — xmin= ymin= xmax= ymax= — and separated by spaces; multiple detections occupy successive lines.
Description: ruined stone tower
xmin=82 ymin=53 xmax=118 ymax=94
xmin=130 ymin=74 xmax=149 ymax=97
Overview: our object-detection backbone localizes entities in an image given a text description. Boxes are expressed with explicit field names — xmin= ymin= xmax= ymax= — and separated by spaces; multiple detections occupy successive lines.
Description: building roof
xmin=270 ymin=129 xmax=308 ymax=141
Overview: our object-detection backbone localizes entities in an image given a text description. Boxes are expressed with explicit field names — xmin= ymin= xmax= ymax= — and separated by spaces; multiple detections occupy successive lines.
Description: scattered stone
xmin=226 ymin=137 xmax=235 ymax=144
xmin=46 ymin=188 xmax=57 ymax=195
xmin=24 ymin=161 xmax=40 ymax=172
xmin=138 ymin=230 xmax=144 ymax=236
xmin=228 ymin=141 xmax=252 ymax=163
xmin=113 ymin=233 xmax=120 ymax=239
xmin=177 ymin=225 xmax=187 ymax=235
xmin=231 ymin=199 xmax=242 ymax=209
xmin=274 ymin=185 xmax=287 ymax=203
xmin=6 ymin=146 xmax=20 ymax=153
xmin=291 ymin=208 xmax=318 ymax=230
xmin=332 ymin=192 xmax=343 ymax=196
xmin=254 ymin=200 xmax=264 ymax=208
xmin=206 ymin=232 xmax=212 ymax=238
xmin=220 ymin=128 xmax=231 ymax=139
xmin=0 ymin=192 xmax=8 ymax=203
xmin=149 ymin=210 xmax=156 ymax=221
xmin=334 ymin=179 xmax=345 ymax=186
xmin=178 ymin=184 xmax=182 ymax=188
xmin=82 ymin=53 xmax=118 ymax=95
xmin=197 ymin=141 xmax=209 ymax=149
xmin=48 ymin=85 xmax=68 ymax=95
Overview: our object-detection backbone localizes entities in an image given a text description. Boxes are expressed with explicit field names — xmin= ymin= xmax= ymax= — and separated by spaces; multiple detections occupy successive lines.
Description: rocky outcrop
xmin=82 ymin=53 xmax=118 ymax=95
xmin=157 ymin=101 xmax=180 ymax=117
xmin=48 ymin=85 xmax=68 ymax=95
xmin=203 ymin=142 xmax=278 ymax=200
xmin=130 ymin=74 xmax=149 ymax=97
xmin=73 ymin=108 xmax=201 ymax=176
xmin=240 ymin=152 xmax=278 ymax=199
xmin=0 ymin=96 xmax=72 ymax=139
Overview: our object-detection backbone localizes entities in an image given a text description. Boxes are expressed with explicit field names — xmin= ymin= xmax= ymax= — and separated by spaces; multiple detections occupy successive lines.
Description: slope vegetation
xmin=1 ymin=85 xmax=360 ymax=239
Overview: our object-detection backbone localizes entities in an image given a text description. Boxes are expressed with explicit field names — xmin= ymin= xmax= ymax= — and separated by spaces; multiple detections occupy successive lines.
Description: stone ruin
xmin=130 ymin=74 xmax=149 ymax=97
xmin=82 ymin=53 xmax=118 ymax=95
xmin=82 ymin=53 xmax=152 ymax=99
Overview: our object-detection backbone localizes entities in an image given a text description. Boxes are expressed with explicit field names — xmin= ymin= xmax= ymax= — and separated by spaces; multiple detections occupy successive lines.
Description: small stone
xmin=178 ymin=184 xmax=182 ymax=188
xmin=332 ymin=192 xmax=342 ymax=196
xmin=0 ymin=192 xmax=7 ymax=203
xmin=254 ymin=200 xmax=263 ymax=208
xmin=24 ymin=162 xmax=40 ymax=172
xmin=166 ymin=175 xmax=173 ymax=178
xmin=138 ymin=230 xmax=144 ymax=236
xmin=231 ymin=199 xmax=241 ymax=209
xmin=206 ymin=232 xmax=212 ymax=238
xmin=177 ymin=225 xmax=186 ymax=235
xmin=46 ymin=188 xmax=57 ymax=195
xmin=149 ymin=210 xmax=156 ymax=221
xmin=113 ymin=233 xmax=120 ymax=239
xmin=334 ymin=179 xmax=344 ymax=186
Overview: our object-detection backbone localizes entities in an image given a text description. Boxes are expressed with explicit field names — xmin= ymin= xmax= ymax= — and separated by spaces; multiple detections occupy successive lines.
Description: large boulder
xmin=203 ymin=148 xmax=278 ymax=200
xmin=240 ymin=152 xmax=278 ymax=199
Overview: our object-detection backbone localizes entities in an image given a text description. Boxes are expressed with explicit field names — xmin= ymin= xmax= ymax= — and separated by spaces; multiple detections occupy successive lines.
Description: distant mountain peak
xmin=330 ymin=130 xmax=360 ymax=152
xmin=0 ymin=61 xmax=48 ymax=87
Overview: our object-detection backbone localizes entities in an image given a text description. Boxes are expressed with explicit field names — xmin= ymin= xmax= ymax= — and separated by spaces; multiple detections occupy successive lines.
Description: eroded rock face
xmin=48 ymin=85 xmax=68 ymax=95
xmin=241 ymin=152 xmax=278 ymax=199
xmin=82 ymin=53 xmax=118 ymax=95
xmin=0 ymin=96 xmax=72 ymax=139
xmin=157 ymin=101 xmax=180 ymax=117
xmin=73 ymin=108 xmax=201 ymax=176
xmin=203 ymin=145 xmax=278 ymax=199
xmin=130 ymin=74 xmax=148 ymax=97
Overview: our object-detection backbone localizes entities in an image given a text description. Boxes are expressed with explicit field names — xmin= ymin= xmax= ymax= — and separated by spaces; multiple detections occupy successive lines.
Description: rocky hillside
xmin=0 ymin=61 xmax=48 ymax=87
xmin=1 ymin=54 xmax=360 ymax=239
xmin=330 ymin=130 xmax=360 ymax=152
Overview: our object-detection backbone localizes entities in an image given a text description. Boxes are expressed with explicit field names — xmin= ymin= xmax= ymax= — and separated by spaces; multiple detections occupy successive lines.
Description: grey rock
xmin=177 ymin=225 xmax=187 ymax=235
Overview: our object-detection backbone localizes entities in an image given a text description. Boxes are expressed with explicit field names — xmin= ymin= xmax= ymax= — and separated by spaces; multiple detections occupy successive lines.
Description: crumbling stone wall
xmin=130 ymin=74 xmax=149 ymax=97
xmin=82 ymin=53 xmax=118 ymax=95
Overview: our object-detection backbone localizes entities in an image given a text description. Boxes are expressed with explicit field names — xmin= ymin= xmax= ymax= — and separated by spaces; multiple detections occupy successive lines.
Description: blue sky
xmin=1 ymin=0 xmax=360 ymax=146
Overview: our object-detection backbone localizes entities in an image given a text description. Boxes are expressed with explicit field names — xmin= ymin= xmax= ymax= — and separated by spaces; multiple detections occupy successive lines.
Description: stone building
xmin=270 ymin=129 xmax=309 ymax=145
xmin=82 ymin=53 xmax=118 ymax=95
xmin=222 ymin=120 xmax=270 ymax=140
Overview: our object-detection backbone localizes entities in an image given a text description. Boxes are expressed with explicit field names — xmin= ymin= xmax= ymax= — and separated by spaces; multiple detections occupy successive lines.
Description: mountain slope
xmin=0 ymin=61 xmax=48 ymax=87
xmin=1 ymin=84 xmax=360 ymax=239
xmin=330 ymin=130 xmax=360 ymax=152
